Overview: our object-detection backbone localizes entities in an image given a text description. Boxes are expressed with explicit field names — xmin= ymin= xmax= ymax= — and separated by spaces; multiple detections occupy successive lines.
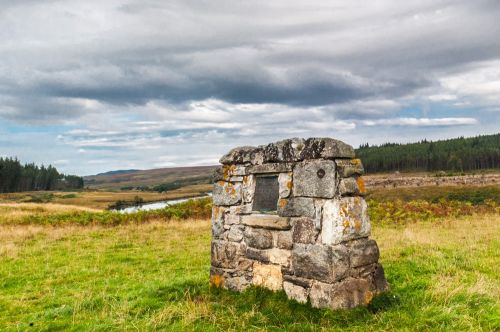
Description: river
xmin=116 ymin=193 xmax=212 ymax=213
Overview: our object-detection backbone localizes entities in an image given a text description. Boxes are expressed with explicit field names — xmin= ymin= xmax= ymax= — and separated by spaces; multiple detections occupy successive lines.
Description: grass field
xmin=0 ymin=184 xmax=499 ymax=331
xmin=0 ymin=214 xmax=498 ymax=331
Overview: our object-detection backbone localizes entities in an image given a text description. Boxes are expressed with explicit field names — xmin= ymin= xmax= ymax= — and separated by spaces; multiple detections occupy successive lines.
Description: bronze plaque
xmin=253 ymin=175 xmax=279 ymax=212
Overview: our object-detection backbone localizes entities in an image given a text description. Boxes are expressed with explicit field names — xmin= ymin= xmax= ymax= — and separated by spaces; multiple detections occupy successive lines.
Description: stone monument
xmin=210 ymin=137 xmax=388 ymax=310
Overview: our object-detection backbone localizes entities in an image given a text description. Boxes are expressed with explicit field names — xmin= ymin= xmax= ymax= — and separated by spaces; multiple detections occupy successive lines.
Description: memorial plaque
xmin=253 ymin=175 xmax=279 ymax=212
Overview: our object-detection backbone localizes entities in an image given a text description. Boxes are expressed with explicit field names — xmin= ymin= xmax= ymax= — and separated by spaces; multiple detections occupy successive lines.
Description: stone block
xmin=211 ymin=206 xmax=226 ymax=239
xmin=241 ymin=214 xmax=291 ymax=230
xmin=229 ymin=203 xmax=253 ymax=215
xmin=213 ymin=181 xmax=241 ymax=206
xmin=242 ymin=175 xmax=255 ymax=203
xmin=262 ymin=138 xmax=305 ymax=162
xmin=244 ymin=227 xmax=273 ymax=249
xmin=300 ymin=137 xmax=355 ymax=160
xmin=335 ymin=159 xmax=364 ymax=177
xmin=268 ymin=248 xmax=292 ymax=267
xmin=225 ymin=276 xmax=251 ymax=292
xmin=252 ymin=263 xmax=283 ymax=291
xmin=293 ymin=160 xmax=337 ymax=198
xmin=278 ymin=172 xmax=293 ymax=198
xmin=220 ymin=146 xmax=264 ymax=165
xmin=309 ymin=278 xmax=373 ymax=310
xmin=320 ymin=197 xmax=371 ymax=245
xmin=227 ymin=225 xmax=245 ymax=242
xmin=338 ymin=177 xmax=360 ymax=196
xmin=283 ymin=281 xmax=308 ymax=303
xmin=225 ymin=213 xmax=240 ymax=225
xmin=246 ymin=247 xmax=270 ymax=263
xmin=275 ymin=231 xmax=293 ymax=250
xmin=292 ymin=244 xmax=349 ymax=283
xmin=278 ymin=197 xmax=315 ymax=218
xmin=247 ymin=163 xmax=293 ymax=174
xmin=348 ymin=238 xmax=380 ymax=268
xmin=283 ymin=275 xmax=313 ymax=288
xmin=211 ymin=240 xmax=244 ymax=269
xmin=292 ymin=218 xmax=319 ymax=244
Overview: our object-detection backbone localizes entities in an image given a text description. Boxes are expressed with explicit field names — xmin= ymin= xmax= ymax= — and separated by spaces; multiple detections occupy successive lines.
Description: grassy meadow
xmin=0 ymin=184 xmax=499 ymax=331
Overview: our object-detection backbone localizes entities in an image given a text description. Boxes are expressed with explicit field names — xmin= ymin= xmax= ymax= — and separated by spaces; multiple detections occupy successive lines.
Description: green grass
xmin=1 ymin=214 xmax=499 ymax=331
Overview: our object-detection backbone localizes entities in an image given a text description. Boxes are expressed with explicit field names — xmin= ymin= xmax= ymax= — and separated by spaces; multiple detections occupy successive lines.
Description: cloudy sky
xmin=1 ymin=0 xmax=499 ymax=175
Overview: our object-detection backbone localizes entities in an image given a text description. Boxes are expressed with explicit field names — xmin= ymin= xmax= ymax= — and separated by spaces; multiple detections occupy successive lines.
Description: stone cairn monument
xmin=210 ymin=137 xmax=388 ymax=310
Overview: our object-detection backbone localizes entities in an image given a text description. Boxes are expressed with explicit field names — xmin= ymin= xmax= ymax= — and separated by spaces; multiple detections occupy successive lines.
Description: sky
xmin=0 ymin=0 xmax=499 ymax=175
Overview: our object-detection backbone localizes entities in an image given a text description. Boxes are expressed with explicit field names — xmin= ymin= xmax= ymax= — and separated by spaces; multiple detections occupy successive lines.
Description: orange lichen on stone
xmin=210 ymin=274 xmax=224 ymax=288
xmin=278 ymin=198 xmax=288 ymax=208
xmin=287 ymin=180 xmax=293 ymax=190
xmin=351 ymin=158 xmax=361 ymax=166
xmin=341 ymin=205 xmax=348 ymax=217
xmin=217 ymin=180 xmax=225 ymax=186
xmin=353 ymin=219 xmax=362 ymax=232
xmin=364 ymin=290 xmax=374 ymax=304
xmin=356 ymin=176 xmax=366 ymax=194
xmin=343 ymin=219 xmax=350 ymax=232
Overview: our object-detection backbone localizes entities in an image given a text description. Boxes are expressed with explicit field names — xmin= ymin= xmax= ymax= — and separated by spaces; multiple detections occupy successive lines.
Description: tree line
xmin=0 ymin=157 xmax=84 ymax=193
xmin=356 ymin=133 xmax=500 ymax=174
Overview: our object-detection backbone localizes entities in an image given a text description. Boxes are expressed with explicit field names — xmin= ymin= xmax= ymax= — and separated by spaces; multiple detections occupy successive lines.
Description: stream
xmin=116 ymin=193 xmax=211 ymax=213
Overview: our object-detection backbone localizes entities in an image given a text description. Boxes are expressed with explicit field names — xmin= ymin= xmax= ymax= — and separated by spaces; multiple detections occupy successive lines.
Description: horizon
xmin=1 ymin=1 xmax=499 ymax=175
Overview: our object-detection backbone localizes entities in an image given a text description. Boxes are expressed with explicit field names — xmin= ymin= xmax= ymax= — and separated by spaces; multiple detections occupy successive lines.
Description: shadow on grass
xmin=149 ymin=279 xmax=400 ymax=330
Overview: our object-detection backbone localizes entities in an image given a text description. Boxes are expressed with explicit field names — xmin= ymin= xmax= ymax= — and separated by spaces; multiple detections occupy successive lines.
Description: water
xmin=117 ymin=193 xmax=211 ymax=213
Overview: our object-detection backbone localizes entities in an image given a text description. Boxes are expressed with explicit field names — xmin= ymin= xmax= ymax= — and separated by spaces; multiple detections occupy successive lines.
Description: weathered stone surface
xmin=300 ymin=137 xmax=355 ymax=160
xmin=278 ymin=172 xmax=293 ymax=198
xmin=212 ymin=137 xmax=386 ymax=308
xmin=350 ymin=263 xmax=377 ymax=278
xmin=275 ymin=231 xmax=293 ymax=250
xmin=220 ymin=146 xmax=264 ymax=165
xmin=339 ymin=177 xmax=360 ymax=196
xmin=348 ymin=238 xmax=380 ymax=268
xmin=225 ymin=213 xmax=240 ymax=225
xmin=244 ymin=227 xmax=273 ymax=249
xmin=242 ymin=175 xmax=255 ymax=203
xmin=247 ymin=163 xmax=293 ymax=174
xmin=241 ymin=214 xmax=291 ymax=230
xmin=262 ymin=138 xmax=305 ymax=163
xmin=227 ymin=225 xmax=245 ymax=242
xmin=211 ymin=206 xmax=226 ymax=239
xmin=335 ymin=159 xmax=364 ymax=177
xmin=246 ymin=247 xmax=270 ymax=263
xmin=292 ymin=244 xmax=349 ymax=283
xmin=278 ymin=197 xmax=315 ymax=218
xmin=230 ymin=176 xmax=244 ymax=182
xmin=283 ymin=275 xmax=313 ymax=288
xmin=211 ymin=240 xmax=243 ymax=269
xmin=229 ymin=203 xmax=253 ymax=215
xmin=253 ymin=263 xmax=283 ymax=291
xmin=320 ymin=197 xmax=371 ymax=245
xmin=309 ymin=278 xmax=373 ymax=309
xmin=268 ymin=248 xmax=292 ymax=267
xmin=213 ymin=181 xmax=242 ymax=206
xmin=283 ymin=281 xmax=308 ymax=303
xmin=293 ymin=160 xmax=337 ymax=198
xmin=225 ymin=276 xmax=251 ymax=292
xmin=292 ymin=218 xmax=319 ymax=244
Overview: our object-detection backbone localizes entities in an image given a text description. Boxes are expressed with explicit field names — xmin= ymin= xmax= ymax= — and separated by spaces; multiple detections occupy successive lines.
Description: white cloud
xmin=362 ymin=117 xmax=478 ymax=127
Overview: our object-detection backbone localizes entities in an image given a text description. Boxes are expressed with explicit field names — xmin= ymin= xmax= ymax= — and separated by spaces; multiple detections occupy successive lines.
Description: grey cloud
xmin=1 ymin=0 xmax=499 ymax=120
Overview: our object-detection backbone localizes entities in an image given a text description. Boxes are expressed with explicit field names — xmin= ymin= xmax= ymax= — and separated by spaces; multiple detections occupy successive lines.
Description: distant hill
xmin=84 ymin=165 xmax=217 ymax=190
xmin=85 ymin=133 xmax=500 ymax=190
xmin=95 ymin=169 xmax=140 ymax=176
